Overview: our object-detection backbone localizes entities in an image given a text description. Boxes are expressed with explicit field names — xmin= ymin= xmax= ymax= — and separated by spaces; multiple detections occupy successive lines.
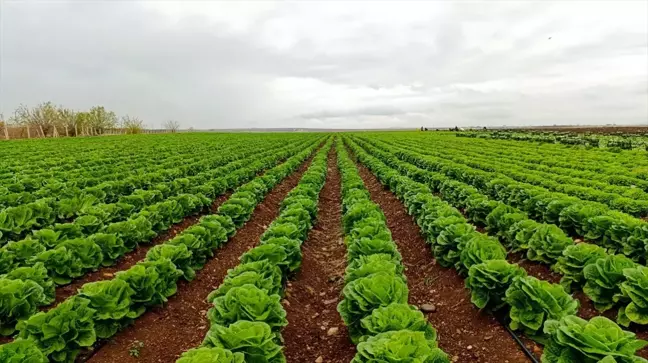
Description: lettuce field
xmin=0 ymin=132 xmax=646 ymax=363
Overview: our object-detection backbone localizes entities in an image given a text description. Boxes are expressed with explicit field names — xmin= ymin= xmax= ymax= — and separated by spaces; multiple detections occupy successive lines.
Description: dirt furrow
xmin=355 ymin=161 xmax=531 ymax=363
xmin=86 ymin=156 xmax=315 ymax=363
xmin=282 ymin=147 xmax=357 ymax=363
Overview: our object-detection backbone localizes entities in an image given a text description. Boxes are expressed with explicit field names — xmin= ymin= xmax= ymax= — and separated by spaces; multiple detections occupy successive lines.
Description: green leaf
xmin=207 ymin=284 xmax=287 ymax=331
xmin=176 ymin=347 xmax=245 ymax=363
xmin=351 ymin=330 xmax=449 ymax=363
xmin=542 ymin=315 xmax=648 ymax=363
xmin=202 ymin=321 xmax=286 ymax=363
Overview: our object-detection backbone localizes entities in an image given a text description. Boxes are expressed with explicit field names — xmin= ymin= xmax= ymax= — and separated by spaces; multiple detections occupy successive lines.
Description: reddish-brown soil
xmin=507 ymin=252 xmax=561 ymax=284
xmin=52 ymin=195 xmax=231 ymax=306
xmin=282 ymin=147 xmax=357 ymax=362
xmin=86 ymin=156 xmax=315 ymax=363
xmin=355 ymin=161 xmax=531 ymax=363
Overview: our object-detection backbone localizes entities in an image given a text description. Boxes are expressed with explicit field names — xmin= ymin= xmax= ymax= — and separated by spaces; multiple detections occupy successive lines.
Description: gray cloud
xmin=300 ymin=106 xmax=406 ymax=119
xmin=1 ymin=1 xmax=646 ymax=129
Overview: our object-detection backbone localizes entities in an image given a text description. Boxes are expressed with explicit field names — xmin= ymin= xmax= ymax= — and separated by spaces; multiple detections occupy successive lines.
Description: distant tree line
xmin=0 ymin=102 xmax=181 ymax=140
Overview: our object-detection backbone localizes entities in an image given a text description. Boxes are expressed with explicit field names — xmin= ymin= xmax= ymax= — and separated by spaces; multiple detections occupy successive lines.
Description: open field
xmin=0 ymin=132 xmax=646 ymax=363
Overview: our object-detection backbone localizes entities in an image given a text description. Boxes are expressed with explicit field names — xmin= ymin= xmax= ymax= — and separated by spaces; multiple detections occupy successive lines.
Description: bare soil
xmin=53 ymin=194 xmax=231 ymax=306
xmin=282 ymin=147 xmax=357 ymax=363
xmin=507 ymin=252 xmax=561 ymax=284
xmin=86 ymin=156 xmax=315 ymax=363
xmin=355 ymin=161 xmax=531 ymax=363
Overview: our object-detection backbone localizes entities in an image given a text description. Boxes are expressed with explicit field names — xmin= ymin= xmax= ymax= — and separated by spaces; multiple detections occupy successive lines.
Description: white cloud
xmin=1 ymin=0 xmax=646 ymax=129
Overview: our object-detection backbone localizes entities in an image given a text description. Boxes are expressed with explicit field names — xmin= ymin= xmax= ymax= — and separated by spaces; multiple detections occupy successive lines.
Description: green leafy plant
xmin=583 ymin=254 xmax=637 ymax=311
xmin=433 ymin=222 xmax=477 ymax=268
xmin=0 ymin=339 xmax=48 ymax=363
xmin=345 ymin=254 xmax=404 ymax=284
xmin=89 ymin=233 xmax=128 ymax=267
xmin=1 ymin=262 xmax=54 ymax=306
xmin=256 ymin=237 xmax=302 ymax=272
xmin=0 ymin=278 xmax=45 ymax=336
xmin=526 ymin=224 xmax=574 ymax=264
xmin=78 ymin=279 xmax=138 ymax=338
xmin=176 ymin=347 xmax=245 ymax=363
xmin=347 ymin=237 xmax=402 ymax=263
xmin=116 ymin=258 xmax=182 ymax=310
xmin=543 ymin=316 xmax=647 ymax=363
xmin=616 ymin=265 xmax=648 ymax=327
xmin=466 ymin=260 xmax=527 ymax=311
xmin=207 ymin=261 xmax=282 ymax=303
xmin=16 ymin=296 xmax=96 ymax=363
xmin=207 ymin=284 xmax=287 ymax=331
xmin=359 ymin=303 xmax=437 ymax=342
xmin=351 ymin=330 xmax=449 ymax=363
xmin=202 ymin=321 xmax=286 ymax=363
xmin=338 ymin=272 xmax=409 ymax=343
xmin=146 ymin=243 xmax=195 ymax=281
xmin=553 ymin=243 xmax=609 ymax=292
xmin=128 ymin=340 xmax=144 ymax=358
xmin=504 ymin=276 xmax=579 ymax=336
xmin=457 ymin=234 xmax=507 ymax=275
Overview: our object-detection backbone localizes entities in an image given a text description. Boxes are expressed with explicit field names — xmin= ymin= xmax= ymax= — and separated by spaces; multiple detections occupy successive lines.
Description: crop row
xmin=358 ymin=136 xmax=648 ymax=263
xmin=0 ymin=141 xmax=239 ymax=209
xmin=388 ymin=137 xmax=648 ymax=216
xmin=423 ymin=132 xmax=648 ymax=185
xmin=336 ymin=141 xmax=450 ymax=362
xmin=351 ymin=136 xmax=648 ymax=328
xmin=0 ymin=137 xmax=311 ymax=272
xmin=175 ymin=138 xmax=332 ymax=362
xmin=0 ymin=141 xmax=320 ymax=362
xmin=0 ymin=135 xmax=231 ymax=192
xmin=0 ymin=143 xmax=315 ymax=341
xmin=346 ymin=136 xmax=647 ymax=362
xmin=417 ymin=136 xmax=648 ymax=195
xmin=458 ymin=130 xmax=648 ymax=150
xmin=0 ymin=138 xmax=321 ymax=337
xmin=0 ymin=137 xmax=317 ymax=243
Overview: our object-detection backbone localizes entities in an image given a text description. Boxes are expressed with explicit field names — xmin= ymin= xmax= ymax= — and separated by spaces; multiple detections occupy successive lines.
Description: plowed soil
xmin=282 ymin=147 xmax=357 ymax=362
xmin=354 ymin=161 xmax=532 ymax=363
xmin=86 ymin=155 xmax=315 ymax=363
xmin=53 ymin=194 xmax=231 ymax=306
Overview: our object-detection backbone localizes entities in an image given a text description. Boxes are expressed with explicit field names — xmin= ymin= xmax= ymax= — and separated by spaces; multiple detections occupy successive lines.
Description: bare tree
xmin=0 ymin=114 xmax=9 ymax=140
xmin=57 ymin=107 xmax=76 ymax=137
xmin=163 ymin=120 xmax=180 ymax=133
xmin=121 ymin=115 xmax=145 ymax=134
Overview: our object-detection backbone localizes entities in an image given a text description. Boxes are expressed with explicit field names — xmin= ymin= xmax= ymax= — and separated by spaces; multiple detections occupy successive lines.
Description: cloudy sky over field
xmin=1 ymin=1 xmax=647 ymax=129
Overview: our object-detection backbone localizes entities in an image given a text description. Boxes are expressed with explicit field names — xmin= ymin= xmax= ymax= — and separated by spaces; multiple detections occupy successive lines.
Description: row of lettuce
xmin=359 ymin=136 xmax=648 ymax=264
xmin=346 ymin=137 xmax=647 ymax=363
xmin=0 ymin=134 xmax=296 ymax=191
xmin=175 ymin=139 xmax=332 ymax=362
xmin=0 ymin=137 xmax=228 ymax=200
xmin=335 ymin=142 xmax=450 ymax=362
xmin=0 ymin=139 xmax=320 ymax=337
xmin=458 ymin=130 xmax=648 ymax=150
xmin=388 ymin=136 xmax=648 ymax=217
xmin=0 ymin=137 xmax=316 ymax=244
xmin=423 ymin=136 xmax=648 ymax=196
xmin=0 ymin=135 xmax=196 ymax=187
xmin=0 ymin=141 xmax=321 ymax=362
xmin=0 ymin=138 xmax=309 ymax=272
xmin=352 ymin=136 xmax=648 ymax=328
xmin=419 ymin=133 xmax=648 ymax=192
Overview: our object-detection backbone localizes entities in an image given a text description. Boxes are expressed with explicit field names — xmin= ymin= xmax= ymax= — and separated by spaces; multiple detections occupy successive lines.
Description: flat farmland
xmin=0 ymin=132 xmax=646 ymax=363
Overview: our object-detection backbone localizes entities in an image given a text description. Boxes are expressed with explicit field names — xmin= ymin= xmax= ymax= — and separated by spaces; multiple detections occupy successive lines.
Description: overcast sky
xmin=1 ymin=1 xmax=647 ymax=129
